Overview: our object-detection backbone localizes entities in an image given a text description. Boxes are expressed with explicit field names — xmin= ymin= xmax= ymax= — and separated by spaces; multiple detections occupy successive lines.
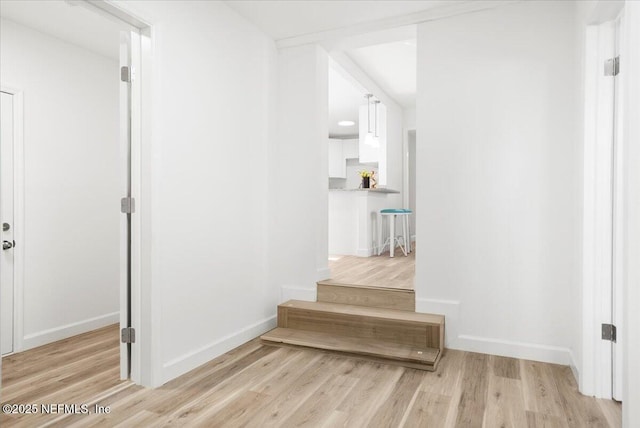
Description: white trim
xmin=161 ymin=315 xmax=277 ymax=385
xmin=280 ymin=285 xmax=316 ymax=303
xmin=454 ymin=335 xmax=573 ymax=366
xmin=329 ymin=52 xmax=401 ymax=113
xmin=569 ymin=350 xmax=581 ymax=387
xmin=276 ymin=1 xmax=519 ymax=49
xmin=0 ymin=86 xmax=25 ymax=355
xmin=581 ymin=18 xmax=619 ymax=399
xmin=417 ymin=298 xmax=576 ymax=370
xmin=22 ymin=312 xmax=119 ymax=351
xmin=82 ymin=0 xmax=150 ymax=29
xmin=137 ymin=30 xmax=160 ymax=388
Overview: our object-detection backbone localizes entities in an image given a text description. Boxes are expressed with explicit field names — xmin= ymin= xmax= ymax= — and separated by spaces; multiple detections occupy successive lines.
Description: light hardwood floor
xmin=328 ymin=244 xmax=415 ymax=290
xmin=1 ymin=324 xmax=621 ymax=427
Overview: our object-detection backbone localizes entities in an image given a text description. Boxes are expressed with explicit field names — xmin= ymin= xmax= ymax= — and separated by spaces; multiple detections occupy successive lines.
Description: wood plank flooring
xmin=328 ymin=244 xmax=415 ymax=290
xmin=1 ymin=324 xmax=621 ymax=427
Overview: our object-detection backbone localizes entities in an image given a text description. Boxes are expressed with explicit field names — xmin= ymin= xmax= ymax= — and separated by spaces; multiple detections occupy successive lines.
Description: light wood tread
xmin=261 ymin=328 xmax=439 ymax=365
xmin=279 ymin=300 xmax=444 ymax=325
xmin=317 ymin=280 xmax=415 ymax=294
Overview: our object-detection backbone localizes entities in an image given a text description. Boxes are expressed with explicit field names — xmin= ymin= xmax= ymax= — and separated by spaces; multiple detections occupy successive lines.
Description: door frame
xmin=581 ymin=5 xmax=625 ymax=399
xmin=0 ymin=86 xmax=25 ymax=356
xmin=0 ymin=2 xmax=154 ymax=387
xmin=81 ymin=0 xmax=154 ymax=386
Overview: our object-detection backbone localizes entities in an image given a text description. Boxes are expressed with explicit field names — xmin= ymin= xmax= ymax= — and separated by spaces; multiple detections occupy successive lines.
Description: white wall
xmin=270 ymin=44 xmax=329 ymax=302
xmin=416 ymin=1 xmax=583 ymax=367
xmin=112 ymin=1 xmax=278 ymax=386
xmin=0 ymin=18 xmax=120 ymax=350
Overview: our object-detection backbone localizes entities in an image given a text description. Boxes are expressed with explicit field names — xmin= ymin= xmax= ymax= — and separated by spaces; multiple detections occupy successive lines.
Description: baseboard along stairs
xmin=261 ymin=280 xmax=445 ymax=371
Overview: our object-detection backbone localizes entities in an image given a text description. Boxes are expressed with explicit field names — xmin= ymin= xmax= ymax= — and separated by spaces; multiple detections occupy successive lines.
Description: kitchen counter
xmin=329 ymin=188 xmax=400 ymax=194
xmin=328 ymin=187 xmax=402 ymax=257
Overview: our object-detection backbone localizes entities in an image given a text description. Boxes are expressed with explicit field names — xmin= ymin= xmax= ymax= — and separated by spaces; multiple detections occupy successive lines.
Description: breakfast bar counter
xmin=328 ymin=188 xmax=401 ymax=257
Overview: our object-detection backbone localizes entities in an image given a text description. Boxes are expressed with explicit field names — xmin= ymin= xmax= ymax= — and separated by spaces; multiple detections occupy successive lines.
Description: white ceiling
xmin=225 ymin=0 xmax=451 ymax=41
xmin=227 ymin=1 xmax=421 ymax=132
xmin=328 ymin=64 xmax=366 ymax=138
xmin=2 ymin=0 xmax=418 ymax=137
xmin=0 ymin=0 xmax=129 ymax=60
xmin=346 ymin=39 xmax=416 ymax=108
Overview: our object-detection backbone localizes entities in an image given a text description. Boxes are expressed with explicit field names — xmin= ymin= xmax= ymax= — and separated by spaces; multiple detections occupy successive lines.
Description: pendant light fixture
xmin=364 ymin=94 xmax=376 ymax=147
xmin=373 ymin=100 xmax=380 ymax=148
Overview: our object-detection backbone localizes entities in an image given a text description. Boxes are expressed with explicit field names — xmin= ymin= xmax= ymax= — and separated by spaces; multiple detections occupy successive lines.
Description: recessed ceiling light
xmin=338 ymin=120 xmax=355 ymax=127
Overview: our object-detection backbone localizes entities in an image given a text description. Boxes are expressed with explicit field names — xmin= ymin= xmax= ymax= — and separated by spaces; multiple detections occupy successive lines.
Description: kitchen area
xmin=327 ymin=60 xmax=404 ymax=259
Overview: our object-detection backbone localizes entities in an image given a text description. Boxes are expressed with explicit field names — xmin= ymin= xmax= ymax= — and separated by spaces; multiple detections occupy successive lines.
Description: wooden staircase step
xmin=261 ymin=327 xmax=440 ymax=371
xmin=278 ymin=300 xmax=444 ymax=350
xmin=317 ymin=280 xmax=415 ymax=311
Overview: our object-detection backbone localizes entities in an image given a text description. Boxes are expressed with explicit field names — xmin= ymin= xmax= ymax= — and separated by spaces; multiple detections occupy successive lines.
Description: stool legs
xmin=402 ymin=215 xmax=408 ymax=255
xmin=389 ymin=215 xmax=395 ymax=257
xmin=378 ymin=212 xmax=410 ymax=257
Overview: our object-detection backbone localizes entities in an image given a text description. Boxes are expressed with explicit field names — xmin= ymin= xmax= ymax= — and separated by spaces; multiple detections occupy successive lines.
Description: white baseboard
xmin=356 ymin=247 xmax=374 ymax=257
xmin=21 ymin=311 xmax=119 ymax=351
xmin=454 ymin=335 xmax=572 ymax=366
xmin=569 ymin=349 xmax=580 ymax=385
xmin=280 ymin=285 xmax=316 ymax=302
xmin=416 ymin=297 xmax=573 ymax=366
xmin=161 ymin=315 xmax=277 ymax=385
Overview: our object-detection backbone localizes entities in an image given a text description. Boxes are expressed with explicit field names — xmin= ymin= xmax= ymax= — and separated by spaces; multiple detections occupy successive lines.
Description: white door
xmin=611 ymin=15 xmax=623 ymax=402
xmin=119 ymin=29 xmax=141 ymax=381
xmin=1 ymin=91 xmax=15 ymax=356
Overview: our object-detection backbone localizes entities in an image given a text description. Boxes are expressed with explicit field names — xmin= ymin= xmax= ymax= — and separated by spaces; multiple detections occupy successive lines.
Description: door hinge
xmin=604 ymin=56 xmax=620 ymax=77
xmin=121 ymin=327 xmax=136 ymax=344
xmin=121 ymin=66 xmax=130 ymax=82
xmin=121 ymin=66 xmax=136 ymax=82
xmin=121 ymin=197 xmax=135 ymax=214
xmin=602 ymin=323 xmax=617 ymax=342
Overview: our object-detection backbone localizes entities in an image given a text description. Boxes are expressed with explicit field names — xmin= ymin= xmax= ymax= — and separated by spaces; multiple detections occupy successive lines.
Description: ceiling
xmin=0 ymin=0 xmax=129 ymax=60
xmin=225 ymin=0 xmax=451 ymax=41
xmin=226 ymin=1 xmax=422 ymax=135
xmin=328 ymin=64 xmax=365 ymax=138
xmin=2 ymin=0 xmax=418 ymax=138
xmin=346 ymin=39 xmax=416 ymax=108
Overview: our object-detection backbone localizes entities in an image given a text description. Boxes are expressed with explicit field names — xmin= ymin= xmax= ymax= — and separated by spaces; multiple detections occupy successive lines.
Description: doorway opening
xmin=326 ymin=30 xmax=417 ymax=291
xmin=0 ymin=0 xmax=149 ymax=411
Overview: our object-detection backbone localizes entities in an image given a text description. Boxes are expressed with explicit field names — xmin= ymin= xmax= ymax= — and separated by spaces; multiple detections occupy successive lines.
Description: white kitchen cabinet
xmin=343 ymin=139 xmax=359 ymax=159
xmin=328 ymin=138 xmax=346 ymax=178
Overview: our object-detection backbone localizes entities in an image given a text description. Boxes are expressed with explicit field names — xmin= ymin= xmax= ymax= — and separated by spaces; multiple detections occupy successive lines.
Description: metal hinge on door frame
xmin=121 ymin=197 xmax=135 ymax=214
xmin=120 ymin=66 xmax=136 ymax=82
xmin=604 ymin=56 xmax=620 ymax=77
xmin=121 ymin=327 xmax=136 ymax=344
xmin=602 ymin=323 xmax=617 ymax=342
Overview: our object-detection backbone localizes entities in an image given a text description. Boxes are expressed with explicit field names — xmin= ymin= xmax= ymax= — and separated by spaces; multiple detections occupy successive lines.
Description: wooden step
xmin=261 ymin=327 xmax=440 ymax=371
xmin=317 ymin=280 xmax=415 ymax=311
xmin=277 ymin=300 xmax=444 ymax=350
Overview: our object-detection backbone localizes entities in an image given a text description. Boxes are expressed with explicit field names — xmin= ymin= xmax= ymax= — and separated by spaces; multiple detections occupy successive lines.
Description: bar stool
xmin=402 ymin=208 xmax=413 ymax=253
xmin=378 ymin=209 xmax=411 ymax=257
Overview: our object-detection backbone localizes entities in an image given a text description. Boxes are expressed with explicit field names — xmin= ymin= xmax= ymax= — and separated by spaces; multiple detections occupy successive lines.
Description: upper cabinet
xmin=328 ymin=138 xmax=346 ymax=178
xmin=343 ymin=139 xmax=359 ymax=159
xmin=328 ymin=138 xmax=360 ymax=178
xmin=359 ymin=101 xmax=387 ymax=165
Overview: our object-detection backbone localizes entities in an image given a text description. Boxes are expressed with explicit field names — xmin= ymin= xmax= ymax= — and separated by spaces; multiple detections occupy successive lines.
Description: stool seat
xmin=381 ymin=208 xmax=406 ymax=214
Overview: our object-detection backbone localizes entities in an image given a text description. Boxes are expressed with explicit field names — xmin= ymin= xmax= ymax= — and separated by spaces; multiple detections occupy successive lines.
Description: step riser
xmin=317 ymin=283 xmax=415 ymax=311
xmin=278 ymin=307 xmax=442 ymax=349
